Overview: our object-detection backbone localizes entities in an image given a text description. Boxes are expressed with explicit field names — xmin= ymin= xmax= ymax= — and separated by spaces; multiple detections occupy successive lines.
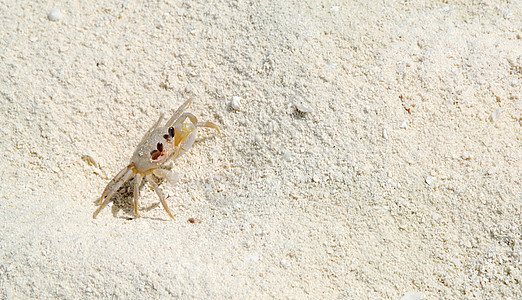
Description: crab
xmin=93 ymin=99 xmax=219 ymax=220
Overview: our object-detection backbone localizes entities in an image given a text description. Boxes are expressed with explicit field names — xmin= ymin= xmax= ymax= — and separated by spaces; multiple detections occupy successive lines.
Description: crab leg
xmin=146 ymin=175 xmax=175 ymax=220
xmin=93 ymin=168 xmax=134 ymax=219
xmin=165 ymin=98 xmax=193 ymax=127
xmin=195 ymin=121 xmax=220 ymax=133
xmin=99 ymin=165 xmax=132 ymax=205
xmin=133 ymin=173 xmax=143 ymax=217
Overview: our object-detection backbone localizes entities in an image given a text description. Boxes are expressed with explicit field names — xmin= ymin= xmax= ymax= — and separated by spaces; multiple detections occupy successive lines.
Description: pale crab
xmin=93 ymin=99 xmax=219 ymax=219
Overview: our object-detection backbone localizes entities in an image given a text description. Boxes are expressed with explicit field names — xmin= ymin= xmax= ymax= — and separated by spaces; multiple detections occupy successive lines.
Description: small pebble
xmin=399 ymin=120 xmax=408 ymax=128
xmin=425 ymin=175 xmax=435 ymax=185
xmin=48 ymin=8 xmax=62 ymax=21
xmin=165 ymin=172 xmax=179 ymax=183
xmin=295 ymin=104 xmax=312 ymax=114
xmin=363 ymin=105 xmax=370 ymax=113
xmin=282 ymin=151 xmax=292 ymax=161
xmin=400 ymin=291 xmax=422 ymax=300
xmin=382 ymin=127 xmax=388 ymax=139
xmin=461 ymin=152 xmax=472 ymax=160
xmin=184 ymin=84 xmax=193 ymax=93
xmin=312 ymin=174 xmax=322 ymax=183
xmin=230 ymin=96 xmax=242 ymax=110
xmin=486 ymin=167 xmax=497 ymax=175
xmin=81 ymin=153 xmax=100 ymax=168
xmin=245 ymin=253 xmax=260 ymax=264
xmin=280 ymin=259 xmax=288 ymax=268
xmin=488 ymin=108 xmax=501 ymax=122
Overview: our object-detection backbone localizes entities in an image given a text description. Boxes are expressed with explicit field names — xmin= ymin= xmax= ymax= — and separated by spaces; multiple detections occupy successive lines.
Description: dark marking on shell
xmin=151 ymin=150 xmax=161 ymax=160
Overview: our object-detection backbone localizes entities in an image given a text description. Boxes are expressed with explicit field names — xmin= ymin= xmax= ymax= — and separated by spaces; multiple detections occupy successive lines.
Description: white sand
xmin=1 ymin=0 xmax=521 ymax=298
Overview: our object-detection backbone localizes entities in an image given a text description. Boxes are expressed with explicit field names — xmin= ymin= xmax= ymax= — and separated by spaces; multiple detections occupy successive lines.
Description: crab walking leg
xmin=99 ymin=165 xmax=132 ymax=205
xmin=133 ymin=173 xmax=143 ymax=217
xmin=195 ymin=121 xmax=220 ymax=133
xmin=93 ymin=168 xmax=134 ymax=219
xmin=165 ymin=98 xmax=193 ymax=127
xmin=150 ymin=114 xmax=165 ymax=132
xmin=146 ymin=175 xmax=175 ymax=220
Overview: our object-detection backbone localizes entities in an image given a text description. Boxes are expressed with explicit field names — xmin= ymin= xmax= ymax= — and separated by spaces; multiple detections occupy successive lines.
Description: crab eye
xmin=168 ymin=127 xmax=175 ymax=138
xmin=151 ymin=150 xmax=161 ymax=160
xmin=157 ymin=142 xmax=164 ymax=152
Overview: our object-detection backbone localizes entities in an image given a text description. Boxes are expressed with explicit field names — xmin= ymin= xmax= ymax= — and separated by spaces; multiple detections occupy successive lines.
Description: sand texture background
xmin=1 ymin=0 xmax=521 ymax=298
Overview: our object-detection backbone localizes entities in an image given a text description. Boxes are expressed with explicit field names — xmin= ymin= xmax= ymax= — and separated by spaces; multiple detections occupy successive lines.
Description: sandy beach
xmin=1 ymin=0 xmax=521 ymax=298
